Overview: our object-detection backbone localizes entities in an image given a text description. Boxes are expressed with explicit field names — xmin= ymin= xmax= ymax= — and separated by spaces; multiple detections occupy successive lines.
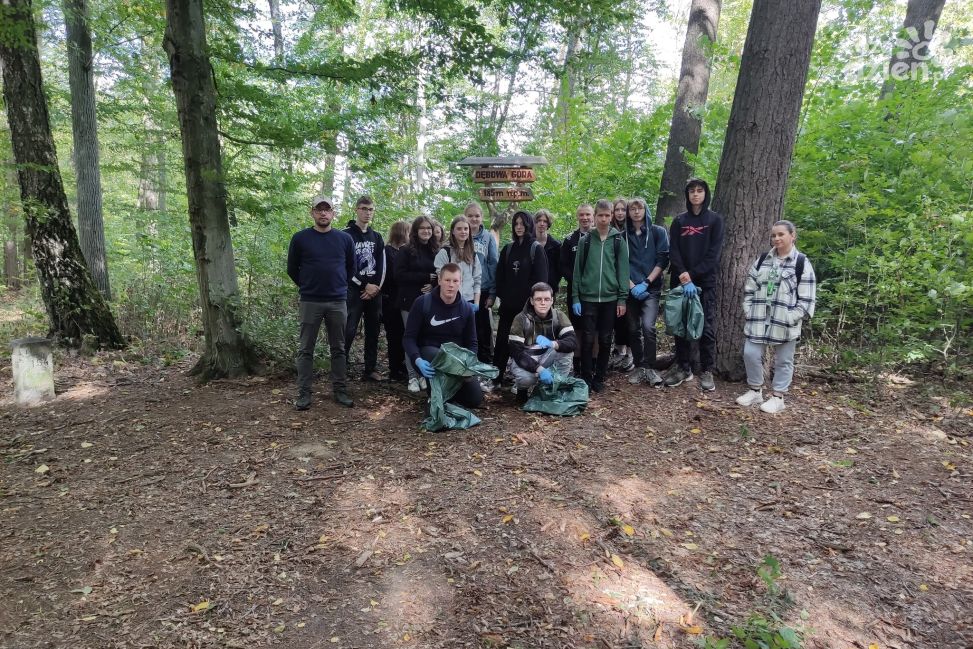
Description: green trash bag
xmin=522 ymin=370 xmax=589 ymax=416
xmin=422 ymin=342 xmax=499 ymax=432
xmin=663 ymin=286 xmax=704 ymax=340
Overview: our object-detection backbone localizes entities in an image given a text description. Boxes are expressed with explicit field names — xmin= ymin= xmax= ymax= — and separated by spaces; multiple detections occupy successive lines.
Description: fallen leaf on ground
xmin=501 ymin=514 xmax=514 ymax=524
xmin=80 ymin=442 xmax=93 ymax=448
xmin=610 ymin=554 xmax=624 ymax=568
xmin=35 ymin=465 xmax=49 ymax=474
xmin=886 ymin=515 xmax=900 ymax=523
xmin=856 ymin=512 xmax=873 ymax=519
xmin=621 ymin=524 xmax=635 ymax=537
xmin=190 ymin=600 xmax=210 ymax=613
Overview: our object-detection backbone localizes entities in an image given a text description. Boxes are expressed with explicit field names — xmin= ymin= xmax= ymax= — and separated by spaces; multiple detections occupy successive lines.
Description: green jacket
xmin=571 ymin=227 xmax=629 ymax=305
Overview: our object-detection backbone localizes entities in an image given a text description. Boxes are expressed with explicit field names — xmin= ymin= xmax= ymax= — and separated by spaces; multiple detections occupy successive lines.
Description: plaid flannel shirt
xmin=743 ymin=247 xmax=816 ymax=345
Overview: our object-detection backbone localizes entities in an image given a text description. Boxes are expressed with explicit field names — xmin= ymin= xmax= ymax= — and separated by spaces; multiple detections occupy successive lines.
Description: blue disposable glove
xmin=470 ymin=302 xmax=479 ymax=313
xmin=572 ymin=302 xmax=582 ymax=317
xmin=415 ymin=358 xmax=436 ymax=379
xmin=535 ymin=334 xmax=554 ymax=349
xmin=538 ymin=368 xmax=553 ymax=385
xmin=683 ymin=281 xmax=698 ymax=297
xmin=631 ymin=281 xmax=648 ymax=298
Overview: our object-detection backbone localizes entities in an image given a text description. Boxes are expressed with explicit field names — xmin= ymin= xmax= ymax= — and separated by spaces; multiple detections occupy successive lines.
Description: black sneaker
xmin=333 ymin=389 xmax=354 ymax=408
xmin=699 ymin=370 xmax=716 ymax=392
xmin=294 ymin=391 xmax=312 ymax=411
xmin=663 ymin=366 xmax=694 ymax=387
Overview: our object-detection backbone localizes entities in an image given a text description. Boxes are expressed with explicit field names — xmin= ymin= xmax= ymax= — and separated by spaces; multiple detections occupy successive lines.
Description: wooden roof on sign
xmin=455 ymin=156 xmax=548 ymax=167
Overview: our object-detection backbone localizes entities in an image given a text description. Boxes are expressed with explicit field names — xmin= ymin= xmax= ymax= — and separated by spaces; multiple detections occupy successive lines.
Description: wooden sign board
xmin=478 ymin=187 xmax=534 ymax=202
xmin=472 ymin=167 xmax=537 ymax=183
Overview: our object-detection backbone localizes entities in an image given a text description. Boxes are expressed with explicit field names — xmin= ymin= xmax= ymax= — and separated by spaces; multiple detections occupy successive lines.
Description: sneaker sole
xmin=665 ymin=375 xmax=692 ymax=388
xmin=700 ymin=384 xmax=716 ymax=392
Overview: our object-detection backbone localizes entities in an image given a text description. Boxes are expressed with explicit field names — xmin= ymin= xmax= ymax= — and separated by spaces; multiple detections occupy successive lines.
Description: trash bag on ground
xmin=422 ymin=342 xmax=499 ymax=432
xmin=522 ymin=370 xmax=589 ymax=416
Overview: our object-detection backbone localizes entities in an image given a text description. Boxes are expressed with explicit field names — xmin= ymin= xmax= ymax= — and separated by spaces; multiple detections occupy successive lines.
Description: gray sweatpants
xmin=296 ymin=300 xmax=348 ymax=393
xmin=743 ymin=339 xmax=797 ymax=393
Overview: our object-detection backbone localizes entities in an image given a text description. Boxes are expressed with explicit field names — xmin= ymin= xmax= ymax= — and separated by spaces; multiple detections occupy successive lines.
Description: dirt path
xmin=1 ymin=354 xmax=970 ymax=648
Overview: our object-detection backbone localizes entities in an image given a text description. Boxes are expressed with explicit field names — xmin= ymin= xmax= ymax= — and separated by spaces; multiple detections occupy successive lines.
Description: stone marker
xmin=10 ymin=337 xmax=55 ymax=406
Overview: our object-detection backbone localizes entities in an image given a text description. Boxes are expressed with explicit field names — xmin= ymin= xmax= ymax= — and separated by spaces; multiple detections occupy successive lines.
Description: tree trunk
xmin=655 ymin=0 xmax=722 ymax=224
xmin=4 ymin=240 xmax=18 ymax=290
xmin=0 ymin=0 xmax=123 ymax=348
xmin=268 ymin=0 xmax=284 ymax=59
xmin=163 ymin=0 xmax=257 ymax=380
xmin=712 ymin=0 xmax=822 ymax=380
xmin=551 ymin=28 xmax=579 ymax=137
xmin=63 ymin=0 xmax=111 ymax=299
xmin=879 ymin=0 xmax=946 ymax=99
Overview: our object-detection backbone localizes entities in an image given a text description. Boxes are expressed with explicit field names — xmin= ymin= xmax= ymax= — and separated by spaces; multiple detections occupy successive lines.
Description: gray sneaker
xmin=294 ymin=391 xmax=312 ymax=411
xmin=628 ymin=367 xmax=649 ymax=384
xmin=663 ymin=366 xmax=694 ymax=387
xmin=699 ymin=370 xmax=716 ymax=392
xmin=645 ymin=368 xmax=664 ymax=387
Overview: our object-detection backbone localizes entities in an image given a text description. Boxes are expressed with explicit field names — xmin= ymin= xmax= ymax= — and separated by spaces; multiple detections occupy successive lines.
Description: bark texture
xmin=712 ymin=0 xmax=822 ymax=379
xmin=4 ymin=240 xmax=18 ymax=289
xmin=0 ymin=0 xmax=123 ymax=347
xmin=63 ymin=0 xmax=111 ymax=299
xmin=879 ymin=0 xmax=947 ymax=99
xmin=655 ymin=0 xmax=722 ymax=224
xmin=163 ymin=0 xmax=257 ymax=380
xmin=268 ymin=0 xmax=284 ymax=59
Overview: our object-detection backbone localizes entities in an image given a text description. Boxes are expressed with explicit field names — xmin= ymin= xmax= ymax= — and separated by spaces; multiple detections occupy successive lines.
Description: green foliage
xmin=757 ymin=554 xmax=781 ymax=595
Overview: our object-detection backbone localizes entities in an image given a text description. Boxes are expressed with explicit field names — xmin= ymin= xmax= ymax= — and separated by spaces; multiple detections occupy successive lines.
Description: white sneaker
xmin=408 ymin=377 xmax=421 ymax=393
xmin=760 ymin=395 xmax=785 ymax=414
xmin=736 ymin=388 xmax=764 ymax=407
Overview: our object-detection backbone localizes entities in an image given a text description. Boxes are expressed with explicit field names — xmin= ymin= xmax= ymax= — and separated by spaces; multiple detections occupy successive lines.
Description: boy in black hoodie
xmin=664 ymin=179 xmax=724 ymax=391
xmin=343 ymin=195 xmax=386 ymax=382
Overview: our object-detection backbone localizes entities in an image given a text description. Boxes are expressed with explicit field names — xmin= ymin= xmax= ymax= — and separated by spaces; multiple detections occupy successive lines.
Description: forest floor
xmin=1 ymin=344 xmax=971 ymax=649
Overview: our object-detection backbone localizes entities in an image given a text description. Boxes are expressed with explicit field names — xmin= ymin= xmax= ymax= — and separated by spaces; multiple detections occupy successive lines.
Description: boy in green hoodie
xmin=571 ymin=199 xmax=629 ymax=392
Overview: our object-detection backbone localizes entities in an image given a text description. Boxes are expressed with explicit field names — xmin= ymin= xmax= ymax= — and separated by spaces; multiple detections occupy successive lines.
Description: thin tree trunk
xmin=879 ymin=0 xmax=946 ymax=99
xmin=656 ymin=0 xmax=722 ymax=224
xmin=4 ymin=240 xmax=18 ymax=290
xmin=163 ymin=0 xmax=257 ymax=380
xmin=268 ymin=0 xmax=284 ymax=59
xmin=63 ymin=0 xmax=111 ymax=299
xmin=552 ymin=28 xmax=580 ymax=137
xmin=0 ymin=0 xmax=123 ymax=347
xmin=712 ymin=0 xmax=822 ymax=380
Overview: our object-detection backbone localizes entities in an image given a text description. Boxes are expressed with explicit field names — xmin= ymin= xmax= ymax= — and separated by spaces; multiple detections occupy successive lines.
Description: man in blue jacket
xmin=625 ymin=197 xmax=669 ymax=387
xmin=287 ymin=195 xmax=356 ymax=410
xmin=343 ymin=195 xmax=386 ymax=382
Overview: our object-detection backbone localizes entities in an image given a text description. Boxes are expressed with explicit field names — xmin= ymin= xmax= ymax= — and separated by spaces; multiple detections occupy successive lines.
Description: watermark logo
xmin=844 ymin=20 xmax=948 ymax=84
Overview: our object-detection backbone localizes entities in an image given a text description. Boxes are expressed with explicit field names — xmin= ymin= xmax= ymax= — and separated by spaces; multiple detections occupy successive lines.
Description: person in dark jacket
xmin=493 ymin=210 xmax=548 ymax=386
xmin=394 ymin=215 xmax=440 ymax=392
xmin=559 ymin=203 xmax=594 ymax=373
xmin=624 ymin=197 xmax=670 ymax=387
xmin=343 ymin=195 xmax=386 ymax=382
xmin=382 ymin=220 xmax=410 ymax=382
xmin=663 ymin=178 xmax=725 ymax=391
xmin=404 ymin=263 xmax=482 ymax=408
xmin=609 ymin=197 xmax=633 ymax=372
xmin=507 ymin=282 xmax=577 ymax=404
xmin=534 ymin=209 xmax=561 ymax=295
xmin=287 ymin=195 xmax=355 ymax=410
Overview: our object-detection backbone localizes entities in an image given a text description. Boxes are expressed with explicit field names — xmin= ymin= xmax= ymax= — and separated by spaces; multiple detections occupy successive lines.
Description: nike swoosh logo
xmin=430 ymin=316 xmax=460 ymax=326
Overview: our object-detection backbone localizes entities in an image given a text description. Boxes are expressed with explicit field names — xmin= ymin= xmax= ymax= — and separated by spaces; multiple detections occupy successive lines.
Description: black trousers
xmin=345 ymin=291 xmax=381 ymax=374
xmin=475 ymin=294 xmax=493 ymax=364
xmin=674 ymin=286 xmax=717 ymax=372
xmin=492 ymin=304 xmax=520 ymax=381
xmin=580 ymin=301 xmax=617 ymax=381
xmin=383 ymin=294 xmax=406 ymax=378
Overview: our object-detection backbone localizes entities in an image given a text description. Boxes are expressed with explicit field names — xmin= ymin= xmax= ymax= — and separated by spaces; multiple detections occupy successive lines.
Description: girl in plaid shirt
xmin=736 ymin=220 xmax=817 ymax=414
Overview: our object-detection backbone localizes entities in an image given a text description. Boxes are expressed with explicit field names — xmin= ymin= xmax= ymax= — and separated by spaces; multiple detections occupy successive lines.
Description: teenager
xmin=434 ymin=215 xmax=481 ymax=308
xmin=343 ymin=195 xmax=386 ymax=382
xmin=466 ymin=202 xmax=499 ymax=364
xmin=609 ymin=198 xmax=633 ymax=371
xmin=663 ymin=178 xmax=725 ymax=391
xmin=382 ymin=220 xmax=410 ymax=382
xmin=508 ymin=282 xmax=577 ymax=404
xmin=404 ymin=263 xmax=482 ymax=408
xmin=533 ymin=209 xmax=562 ymax=295
xmin=736 ymin=220 xmax=817 ymax=414
xmin=560 ymin=203 xmax=595 ymax=372
xmin=393 ymin=216 xmax=440 ymax=392
xmin=624 ymin=197 xmax=669 ymax=387
xmin=571 ymin=199 xmax=629 ymax=392
xmin=493 ymin=210 xmax=549 ymax=386
xmin=288 ymin=195 xmax=355 ymax=410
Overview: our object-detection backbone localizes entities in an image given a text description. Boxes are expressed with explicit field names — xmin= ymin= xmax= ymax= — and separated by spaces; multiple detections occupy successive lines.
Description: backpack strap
xmin=794 ymin=253 xmax=805 ymax=281
xmin=757 ymin=251 xmax=768 ymax=271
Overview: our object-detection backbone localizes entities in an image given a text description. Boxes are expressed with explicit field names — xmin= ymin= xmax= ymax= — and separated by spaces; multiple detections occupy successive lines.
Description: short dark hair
xmin=438 ymin=262 xmax=462 ymax=277
xmin=530 ymin=282 xmax=553 ymax=297
xmin=686 ymin=178 xmax=708 ymax=192
xmin=594 ymin=199 xmax=613 ymax=213
xmin=355 ymin=195 xmax=374 ymax=207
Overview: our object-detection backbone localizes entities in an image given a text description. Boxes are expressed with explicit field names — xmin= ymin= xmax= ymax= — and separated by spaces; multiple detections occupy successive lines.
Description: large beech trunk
xmin=712 ymin=0 xmax=822 ymax=379
xmin=0 ymin=0 xmax=123 ymax=348
xmin=655 ymin=0 xmax=722 ymax=224
xmin=163 ymin=0 xmax=257 ymax=380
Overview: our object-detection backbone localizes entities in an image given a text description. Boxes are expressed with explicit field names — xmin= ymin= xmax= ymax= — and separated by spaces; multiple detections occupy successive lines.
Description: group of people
xmin=286 ymin=178 xmax=817 ymax=417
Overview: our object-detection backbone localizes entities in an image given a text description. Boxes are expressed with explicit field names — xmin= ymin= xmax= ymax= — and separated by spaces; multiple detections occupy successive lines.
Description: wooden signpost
xmin=457 ymin=156 xmax=546 ymax=204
